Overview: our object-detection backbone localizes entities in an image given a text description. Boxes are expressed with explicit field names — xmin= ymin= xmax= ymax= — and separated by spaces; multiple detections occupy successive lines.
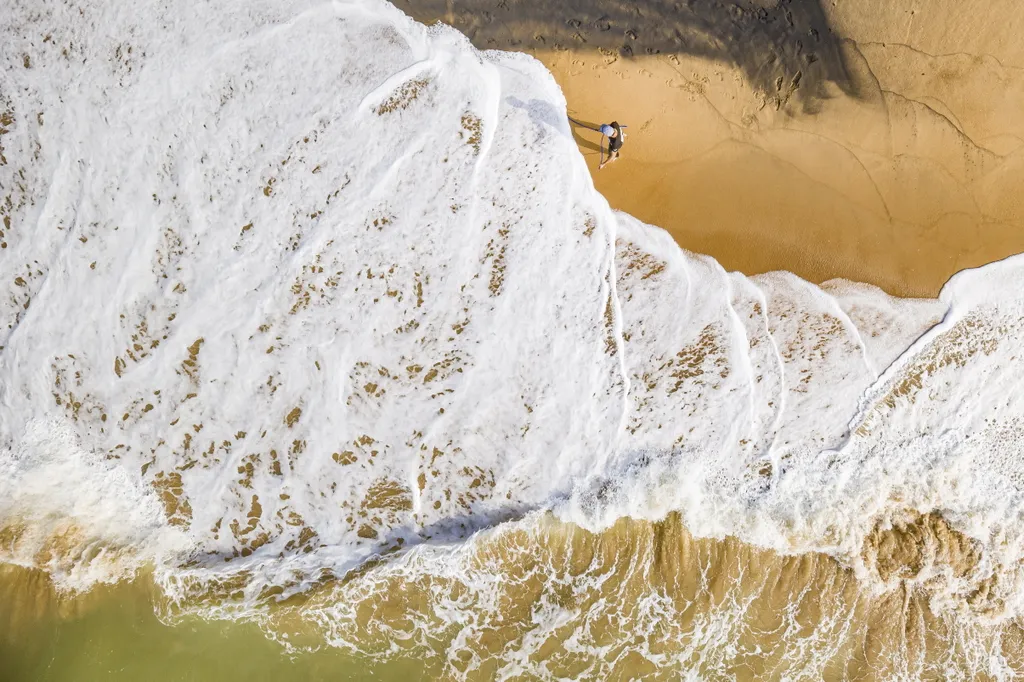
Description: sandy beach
xmin=5 ymin=1 xmax=1024 ymax=679
xmin=399 ymin=0 xmax=1024 ymax=297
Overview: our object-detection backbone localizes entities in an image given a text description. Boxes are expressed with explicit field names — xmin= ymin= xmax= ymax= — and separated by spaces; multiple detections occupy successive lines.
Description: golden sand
xmin=396 ymin=0 xmax=1024 ymax=297
xmin=6 ymin=2 xmax=1024 ymax=679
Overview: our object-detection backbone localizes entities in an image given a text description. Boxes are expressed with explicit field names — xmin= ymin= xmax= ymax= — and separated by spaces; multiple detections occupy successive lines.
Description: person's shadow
xmin=566 ymin=114 xmax=603 ymax=156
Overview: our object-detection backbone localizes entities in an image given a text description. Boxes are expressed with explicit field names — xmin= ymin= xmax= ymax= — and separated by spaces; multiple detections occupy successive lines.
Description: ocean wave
xmin=2 ymin=0 xmax=1024 ymax=676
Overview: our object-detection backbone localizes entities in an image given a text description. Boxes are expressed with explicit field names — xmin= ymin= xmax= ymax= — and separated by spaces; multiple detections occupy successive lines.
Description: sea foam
xmin=1 ymin=0 xmax=1024 ymax=648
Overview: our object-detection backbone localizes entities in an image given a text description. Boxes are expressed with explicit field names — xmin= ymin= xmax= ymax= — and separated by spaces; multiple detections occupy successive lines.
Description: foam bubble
xmin=2 ymin=0 xmax=1024 ymax=668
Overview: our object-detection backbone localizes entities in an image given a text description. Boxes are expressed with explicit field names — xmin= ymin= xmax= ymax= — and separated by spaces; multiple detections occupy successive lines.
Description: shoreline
xmin=4 ymin=509 xmax=1019 ymax=680
xmin=546 ymin=46 xmax=1024 ymax=299
xmin=397 ymin=0 xmax=1024 ymax=298
xmin=5 ymin=0 xmax=1024 ymax=678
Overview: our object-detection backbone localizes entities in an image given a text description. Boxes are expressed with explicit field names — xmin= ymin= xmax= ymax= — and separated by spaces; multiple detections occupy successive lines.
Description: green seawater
xmin=0 ymin=565 xmax=423 ymax=682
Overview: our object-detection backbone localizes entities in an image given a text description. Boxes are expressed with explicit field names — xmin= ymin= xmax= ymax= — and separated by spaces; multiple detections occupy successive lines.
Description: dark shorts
xmin=608 ymin=134 xmax=623 ymax=154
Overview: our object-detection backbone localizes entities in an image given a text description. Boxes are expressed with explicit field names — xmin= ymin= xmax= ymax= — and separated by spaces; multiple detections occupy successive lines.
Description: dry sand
xmin=398 ymin=0 xmax=1024 ymax=297
xmin=7 ymin=3 xmax=1024 ymax=679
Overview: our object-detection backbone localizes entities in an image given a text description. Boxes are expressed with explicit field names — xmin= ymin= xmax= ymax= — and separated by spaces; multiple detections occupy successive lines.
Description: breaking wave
xmin=3 ymin=0 xmax=1024 ymax=678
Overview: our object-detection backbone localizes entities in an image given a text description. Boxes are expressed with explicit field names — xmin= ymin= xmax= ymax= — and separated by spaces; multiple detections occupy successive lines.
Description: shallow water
xmin=6 ymin=514 xmax=1024 ymax=682
xmin=4 ymin=0 xmax=1024 ymax=679
xmin=0 ymin=564 xmax=423 ymax=682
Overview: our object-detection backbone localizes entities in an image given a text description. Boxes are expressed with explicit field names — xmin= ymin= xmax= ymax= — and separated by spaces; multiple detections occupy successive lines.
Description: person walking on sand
xmin=598 ymin=121 xmax=624 ymax=170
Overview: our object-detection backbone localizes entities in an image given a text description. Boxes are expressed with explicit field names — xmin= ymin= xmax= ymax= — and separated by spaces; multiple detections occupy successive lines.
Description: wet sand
xmin=398 ymin=0 xmax=1024 ymax=297
xmin=7 ymin=2 xmax=1024 ymax=679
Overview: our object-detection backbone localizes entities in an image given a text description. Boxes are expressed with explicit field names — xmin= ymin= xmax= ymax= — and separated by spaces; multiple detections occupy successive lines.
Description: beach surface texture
xmin=3 ymin=0 xmax=1024 ymax=680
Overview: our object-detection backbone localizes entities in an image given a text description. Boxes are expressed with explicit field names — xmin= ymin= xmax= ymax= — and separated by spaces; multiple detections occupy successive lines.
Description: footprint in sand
xmin=598 ymin=47 xmax=618 ymax=65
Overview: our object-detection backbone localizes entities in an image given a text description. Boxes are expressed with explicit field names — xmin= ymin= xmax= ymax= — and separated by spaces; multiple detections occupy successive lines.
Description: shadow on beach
xmin=398 ymin=0 xmax=857 ymax=113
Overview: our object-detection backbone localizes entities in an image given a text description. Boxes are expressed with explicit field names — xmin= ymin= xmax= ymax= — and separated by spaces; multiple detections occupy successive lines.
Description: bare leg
xmin=599 ymin=150 xmax=618 ymax=169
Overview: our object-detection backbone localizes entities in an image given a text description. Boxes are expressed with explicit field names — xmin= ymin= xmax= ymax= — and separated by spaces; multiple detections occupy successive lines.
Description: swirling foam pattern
xmin=3 ymin=0 xmax=1024 ymax=678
